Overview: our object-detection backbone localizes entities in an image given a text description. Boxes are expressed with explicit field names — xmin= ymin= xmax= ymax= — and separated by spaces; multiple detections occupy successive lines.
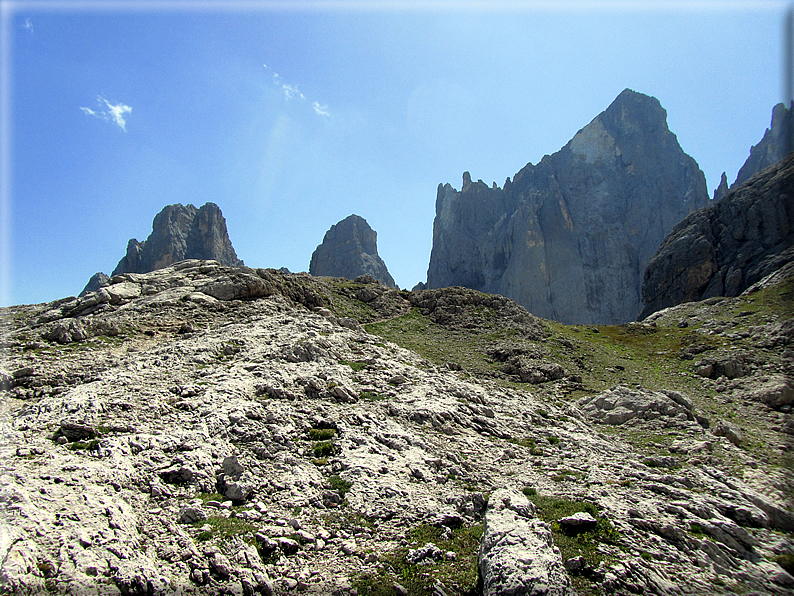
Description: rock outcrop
xmin=78 ymin=272 xmax=109 ymax=297
xmin=715 ymin=102 xmax=793 ymax=201
xmin=640 ymin=153 xmax=794 ymax=319
xmin=426 ymin=88 xmax=709 ymax=325
xmin=309 ymin=214 xmax=396 ymax=288
xmin=111 ymin=202 xmax=243 ymax=276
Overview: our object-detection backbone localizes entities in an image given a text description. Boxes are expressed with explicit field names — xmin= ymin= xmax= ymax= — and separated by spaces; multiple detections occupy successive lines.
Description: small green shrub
xmin=193 ymin=516 xmax=257 ymax=540
xmin=313 ymin=441 xmax=337 ymax=457
xmin=340 ymin=360 xmax=367 ymax=371
xmin=522 ymin=487 xmax=537 ymax=497
xmin=308 ymin=428 xmax=336 ymax=441
xmin=689 ymin=523 xmax=707 ymax=538
xmin=548 ymin=436 xmax=560 ymax=445
xmin=328 ymin=475 xmax=353 ymax=497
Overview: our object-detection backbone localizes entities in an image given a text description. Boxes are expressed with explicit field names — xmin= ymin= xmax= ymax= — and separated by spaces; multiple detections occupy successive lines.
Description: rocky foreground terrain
xmin=1 ymin=260 xmax=792 ymax=595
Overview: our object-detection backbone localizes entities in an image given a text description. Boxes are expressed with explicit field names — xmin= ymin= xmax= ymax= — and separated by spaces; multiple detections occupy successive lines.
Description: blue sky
xmin=1 ymin=1 xmax=786 ymax=306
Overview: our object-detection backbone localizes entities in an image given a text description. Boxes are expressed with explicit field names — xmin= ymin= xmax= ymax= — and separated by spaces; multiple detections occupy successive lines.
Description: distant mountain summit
xmin=79 ymin=202 xmax=242 ymax=296
xmin=426 ymin=88 xmax=709 ymax=324
xmin=714 ymin=102 xmax=793 ymax=201
xmin=112 ymin=202 xmax=243 ymax=276
xmin=310 ymin=215 xmax=396 ymax=288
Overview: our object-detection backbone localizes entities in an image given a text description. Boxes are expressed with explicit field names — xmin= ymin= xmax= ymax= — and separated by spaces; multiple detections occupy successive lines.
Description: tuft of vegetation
xmin=192 ymin=515 xmax=258 ymax=541
xmin=308 ymin=428 xmax=336 ymax=441
xmin=359 ymin=390 xmax=387 ymax=401
xmin=66 ymin=439 xmax=101 ymax=451
xmin=353 ymin=523 xmax=484 ymax=596
xmin=774 ymin=553 xmax=794 ymax=574
xmin=328 ymin=475 xmax=353 ymax=497
xmin=527 ymin=493 xmax=620 ymax=594
xmin=313 ymin=441 xmax=337 ymax=457
xmin=340 ymin=360 xmax=368 ymax=372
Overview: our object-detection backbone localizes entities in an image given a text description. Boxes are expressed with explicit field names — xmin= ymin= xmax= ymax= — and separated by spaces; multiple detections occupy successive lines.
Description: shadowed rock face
xmin=426 ymin=88 xmax=709 ymax=325
xmin=310 ymin=214 xmax=396 ymax=288
xmin=715 ymin=102 xmax=793 ymax=201
xmin=640 ymin=153 xmax=794 ymax=319
xmin=111 ymin=202 xmax=243 ymax=276
xmin=78 ymin=272 xmax=109 ymax=297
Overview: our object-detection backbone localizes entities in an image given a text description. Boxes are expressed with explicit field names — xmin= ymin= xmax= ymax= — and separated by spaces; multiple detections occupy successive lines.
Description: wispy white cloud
xmin=22 ymin=18 xmax=33 ymax=33
xmin=312 ymin=102 xmax=329 ymax=117
xmin=80 ymin=95 xmax=132 ymax=131
xmin=265 ymin=64 xmax=329 ymax=117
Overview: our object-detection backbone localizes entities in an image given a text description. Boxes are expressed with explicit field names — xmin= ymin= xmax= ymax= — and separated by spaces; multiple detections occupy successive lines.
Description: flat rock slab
xmin=479 ymin=489 xmax=575 ymax=596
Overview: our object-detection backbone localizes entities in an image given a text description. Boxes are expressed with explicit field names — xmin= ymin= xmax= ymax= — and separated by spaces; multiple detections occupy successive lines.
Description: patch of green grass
xmin=193 ymin=516 xmax=258 ymax=541
xmin=547 ymin=436 xmax=560 ymax=445
xmin=340 ymin=360 xmax=368 ymax=372
xmin=522 ymin=487 xmax=537 ymax=497
xmin=66 ymin=439 xmax=100 ymax=451
xmin=313 ymin=441 xmax=337 ymax=457
xmin=353 ymin=523 xmax=484 ymax=596
xmin=689 ymin=522 xmax=707 ymax=538
xmin=328 ymin=475 xmax=353 ymax=497
xmin=527 ymin=493 xmax=620 ymax=593
xmin=359 ymin=390 xmax=387 ymax=401
xmin=308 ymin=428 xmax=336 ymax=441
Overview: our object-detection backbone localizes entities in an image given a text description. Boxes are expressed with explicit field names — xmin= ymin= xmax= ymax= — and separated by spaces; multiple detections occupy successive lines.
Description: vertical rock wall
xmin=426 ymin=89 xmax=709 ymax=324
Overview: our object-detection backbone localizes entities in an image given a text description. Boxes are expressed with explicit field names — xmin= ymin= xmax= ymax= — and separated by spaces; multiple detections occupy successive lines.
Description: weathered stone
xmin=641 ymin=153 xmax=794 ymax=319
xmin=577 ymin=386 xmax=692 ymax=425
xmin=111 ymin=202 xmax=243 ymax=276
xmin=78 ymin=272 xmax=109 ymax=297
xmin=309 ymin=214 xmax=396 ymax=288
xmin=479 ymin=489 xmax=575 ymax=596
xmin=557 ymin=511 xmax=597 ymax=532
xmin=427 ymin=89 xmax=708 ymax=324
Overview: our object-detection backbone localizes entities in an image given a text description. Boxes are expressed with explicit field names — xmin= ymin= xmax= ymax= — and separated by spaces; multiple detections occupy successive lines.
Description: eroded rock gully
xmin=0 ymin=260 xmax=791 ymax=595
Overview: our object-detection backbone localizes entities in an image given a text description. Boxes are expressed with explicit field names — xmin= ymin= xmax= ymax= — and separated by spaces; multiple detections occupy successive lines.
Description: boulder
xmin=479 ymin=489 xmax=575 ymax=596
xmin=577 ymin=386 xmax=693 ymax=425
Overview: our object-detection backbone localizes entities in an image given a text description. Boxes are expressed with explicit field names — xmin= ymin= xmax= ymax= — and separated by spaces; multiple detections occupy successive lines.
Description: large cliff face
xmin=111 ymin=202 xmax=243 ymax=276
xmin=310 ymin=214 xmax=396 ymax=288
xmin=640 ymin=153 xmax=794 ymax=319
xmin=427 ymin=89 xmax=709 ymax=324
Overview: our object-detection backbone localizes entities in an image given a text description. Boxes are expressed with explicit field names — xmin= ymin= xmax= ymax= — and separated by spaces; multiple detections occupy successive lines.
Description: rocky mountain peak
xmin=427 ymin=89 xmax=708 ymax=324
xmin=111 ymin=202 xmax=243 ymax=276
xmin=309 ymin=214 xmax=396 ymax=288
xmin=715 ymin=102 xmax=794 ymax=203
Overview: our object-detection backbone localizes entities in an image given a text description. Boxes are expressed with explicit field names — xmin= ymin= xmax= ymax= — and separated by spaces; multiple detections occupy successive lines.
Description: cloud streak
xmin=80 ymin=96 xmax=132 ymax=131
xmin=265 ymin=65 xmax=329 ymax=117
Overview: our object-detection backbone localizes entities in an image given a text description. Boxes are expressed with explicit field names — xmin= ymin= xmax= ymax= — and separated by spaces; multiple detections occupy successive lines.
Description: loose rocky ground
xmin=0 ymin=261 xmax=792 ymax=595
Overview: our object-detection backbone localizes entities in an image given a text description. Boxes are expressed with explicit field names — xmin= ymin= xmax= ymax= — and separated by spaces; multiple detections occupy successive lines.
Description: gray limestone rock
xmin=479 ymin=489 xmax=575 ymax=596
xmin=577 ymin=385 xmax=693 ymax=425
xmin=111 ymin=202 xmax=243 ymax=276
xmin=310 ymin=214 xmax=396 ymax=288
xmin=733 ymin=102 xmax=793 ymax=190
xmin=426 ymin=89 xmax=708 ymax=325
xmin=640 ymin=153 xmax=794 ymax=319
xmin=78 ymin=272 xmax=109 ymax=297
